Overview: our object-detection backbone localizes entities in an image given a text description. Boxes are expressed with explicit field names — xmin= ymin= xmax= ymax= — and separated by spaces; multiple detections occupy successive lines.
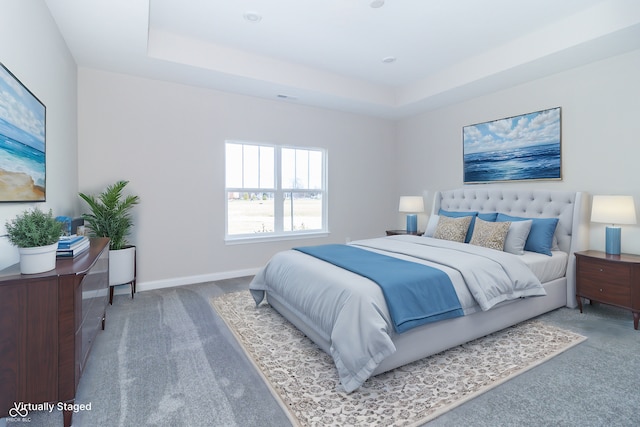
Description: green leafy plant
xmin=79 ymin=180 xmax=140 ymax=250
xmin=5 ymin=208 xmax=64 ymax=248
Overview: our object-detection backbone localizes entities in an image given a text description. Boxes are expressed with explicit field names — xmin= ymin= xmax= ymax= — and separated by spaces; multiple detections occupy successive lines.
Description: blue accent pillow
xmin=439 ymin=210 xmax=478 ymax=242
xmin=496 ymin=213 xmax=559 ymax=256
xmin=478 ymin=212 xmax=498 ymax=222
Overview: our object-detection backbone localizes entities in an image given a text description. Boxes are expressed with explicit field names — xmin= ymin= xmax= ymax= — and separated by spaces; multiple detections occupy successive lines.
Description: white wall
xmin=397 ymin=49 xmax=640 ymax=254
xmin=5 ymin=0 xmax=639 ymax=285
xmin=77 ymin=68 xmax=398 ymax=288
xmin=0 ymin=0 xmax=78 ymax=270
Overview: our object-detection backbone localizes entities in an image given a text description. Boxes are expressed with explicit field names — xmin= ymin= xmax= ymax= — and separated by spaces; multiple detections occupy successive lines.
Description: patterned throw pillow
xmin=433 ymin=215 xmax=473 ymax=243
xmin=469 ymin=218 xmax=511 ymax=251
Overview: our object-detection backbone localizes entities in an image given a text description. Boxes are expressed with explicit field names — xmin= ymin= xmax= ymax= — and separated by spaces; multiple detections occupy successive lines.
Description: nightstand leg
xmin=576 ymin=295 xmax=583 ymax=313
xmin=633 ymin=312 xmax=639 ymax=330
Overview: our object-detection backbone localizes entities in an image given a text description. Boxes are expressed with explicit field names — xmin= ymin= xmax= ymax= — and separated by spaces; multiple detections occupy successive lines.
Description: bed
xmin=250 ymin=188 xmax=589 ymax=392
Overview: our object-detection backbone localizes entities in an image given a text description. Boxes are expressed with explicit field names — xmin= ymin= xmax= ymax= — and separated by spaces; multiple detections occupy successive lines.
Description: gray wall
xmin=397 ymin=49 xmax=640 ymax=253
xmin=77 ymin=69 xmax=397 ymax=288
xmin=2 ymin=0 xmax=640 ymax=287
xmin=0 ymin=0 xmax=78 ymax=268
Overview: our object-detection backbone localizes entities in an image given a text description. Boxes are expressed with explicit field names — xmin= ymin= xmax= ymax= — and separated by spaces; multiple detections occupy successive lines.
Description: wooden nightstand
xmin=386 ymin=230 xmax=423 ymax=236
xmin=575 ymin=250 xmax=640 ymax=330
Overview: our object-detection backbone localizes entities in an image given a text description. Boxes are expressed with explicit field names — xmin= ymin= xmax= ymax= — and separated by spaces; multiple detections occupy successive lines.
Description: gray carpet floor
xmin=5 ymin=277 xmax=640 ymax=426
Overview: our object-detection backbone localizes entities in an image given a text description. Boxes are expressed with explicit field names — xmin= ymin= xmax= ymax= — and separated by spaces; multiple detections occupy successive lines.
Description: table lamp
xmin=591 ymin=195 xmax=637 ymax=255
xmin=399 ymin=196 xmax=424 ymax=233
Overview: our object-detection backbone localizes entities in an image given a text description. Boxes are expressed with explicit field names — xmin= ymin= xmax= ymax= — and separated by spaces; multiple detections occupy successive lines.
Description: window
xmin=225 ymin=141 xmax=327 ymax=241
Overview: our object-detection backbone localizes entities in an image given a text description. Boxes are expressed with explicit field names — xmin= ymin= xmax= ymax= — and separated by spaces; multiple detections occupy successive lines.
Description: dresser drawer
xmin=578 ymin=258 xmax=631 ymax=287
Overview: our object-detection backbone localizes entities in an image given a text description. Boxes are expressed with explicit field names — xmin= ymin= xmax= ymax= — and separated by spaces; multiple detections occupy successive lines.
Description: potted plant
xmin=79 ymin=180 xmax=140 ymax=290
xmin=5 ymin=207 xmax=64 ymax=274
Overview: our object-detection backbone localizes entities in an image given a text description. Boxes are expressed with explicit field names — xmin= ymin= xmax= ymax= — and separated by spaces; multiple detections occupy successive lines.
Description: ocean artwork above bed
xmin=463 ymin=107 xmax=561 ymax=184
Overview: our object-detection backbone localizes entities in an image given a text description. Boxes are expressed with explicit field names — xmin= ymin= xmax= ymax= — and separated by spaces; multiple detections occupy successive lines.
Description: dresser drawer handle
xmin=599 ymin=268 xmax=604 ymax=272
xmin=599 ymin=288 xmax=603 ymax=292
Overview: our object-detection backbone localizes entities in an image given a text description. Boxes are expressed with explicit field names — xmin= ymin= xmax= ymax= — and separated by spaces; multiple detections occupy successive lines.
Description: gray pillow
xmin=424 ymin=215 xmax=439 ymax=237
xmin=503 ymin=220 xmax=533 ymax=255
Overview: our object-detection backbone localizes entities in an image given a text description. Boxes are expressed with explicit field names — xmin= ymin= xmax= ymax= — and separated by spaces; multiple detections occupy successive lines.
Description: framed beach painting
xmin=0 ymin=62 xmax=46 ymax=202
xmin=463 ymin=107 xmax=561 ymax=183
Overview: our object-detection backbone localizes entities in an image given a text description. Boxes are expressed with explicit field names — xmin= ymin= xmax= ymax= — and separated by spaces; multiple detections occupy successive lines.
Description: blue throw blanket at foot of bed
xmin=294 ymin=244 xmax=463 ymax=333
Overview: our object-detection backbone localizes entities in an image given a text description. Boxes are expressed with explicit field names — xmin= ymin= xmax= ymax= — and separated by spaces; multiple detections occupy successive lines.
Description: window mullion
xmin=274 ymin=147 xmax=283 ymax=232
xmin=241 ymin=144 xmax=245 ymax=188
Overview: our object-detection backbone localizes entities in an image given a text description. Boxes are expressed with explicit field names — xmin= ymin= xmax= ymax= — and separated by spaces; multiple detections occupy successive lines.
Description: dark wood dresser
xmin=0 ymin=238 xmax=109 ymax=426
xmin=575 ymin=250 xmax=640 ymax=330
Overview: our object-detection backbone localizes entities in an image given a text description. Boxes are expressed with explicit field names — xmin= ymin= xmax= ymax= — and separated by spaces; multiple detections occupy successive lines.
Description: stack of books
xmin=57 ymin=235 xmax=90 ymax=258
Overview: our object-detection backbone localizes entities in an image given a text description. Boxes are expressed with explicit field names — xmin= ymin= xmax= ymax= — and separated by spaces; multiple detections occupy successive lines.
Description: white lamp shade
xmin=399 ymin=196 xmax=424 ymax=213
xmin=591 ymin=195 xmax=637 ymax=225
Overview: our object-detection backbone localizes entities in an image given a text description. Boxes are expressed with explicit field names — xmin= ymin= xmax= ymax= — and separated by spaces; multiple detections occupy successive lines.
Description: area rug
xmin=211 ymin=292 xmax=586 ymax=427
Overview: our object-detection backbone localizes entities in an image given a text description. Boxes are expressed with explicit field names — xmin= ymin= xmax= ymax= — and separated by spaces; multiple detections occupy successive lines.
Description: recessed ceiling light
xmin=382 ymin=56 xmax=396 ymax=64
xmin=243 ymin=11 xmax=262 ymax=23
xmin=370 ymin=0 xmax=385 ymax=8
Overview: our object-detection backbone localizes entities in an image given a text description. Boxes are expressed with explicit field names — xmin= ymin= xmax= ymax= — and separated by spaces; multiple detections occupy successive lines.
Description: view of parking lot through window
xmin=226 ymin=142 xmax=326 ymax=238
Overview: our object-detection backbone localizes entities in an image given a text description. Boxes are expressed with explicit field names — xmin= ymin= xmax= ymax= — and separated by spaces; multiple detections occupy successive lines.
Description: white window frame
xmin=225 ymin=140 xmax=328 ymax=244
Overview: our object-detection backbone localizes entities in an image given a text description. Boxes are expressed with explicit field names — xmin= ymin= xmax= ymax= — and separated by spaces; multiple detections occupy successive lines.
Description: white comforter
xmin=249 ymin=235 xmax=545 ymax=392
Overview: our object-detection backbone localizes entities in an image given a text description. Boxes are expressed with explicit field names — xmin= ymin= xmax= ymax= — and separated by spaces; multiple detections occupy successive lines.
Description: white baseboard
xmin=110 ymin=268 xmax=261 ymax=295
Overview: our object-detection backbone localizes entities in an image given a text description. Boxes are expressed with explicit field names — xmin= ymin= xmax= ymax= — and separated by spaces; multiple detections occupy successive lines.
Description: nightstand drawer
xmin=575 ymin=250 xmax=640 ymax=330
xmin=577 ymin=277 xmax=630 ymax=307
xmin=578 ymin=259 xmax=631 ymax=287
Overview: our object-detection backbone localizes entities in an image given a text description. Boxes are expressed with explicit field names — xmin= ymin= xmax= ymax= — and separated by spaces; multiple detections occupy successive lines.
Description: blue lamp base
xmin=605 ymin=226 xmax=621 ymax=255
xmin=406 ymin=214 xmax=418 ymax=233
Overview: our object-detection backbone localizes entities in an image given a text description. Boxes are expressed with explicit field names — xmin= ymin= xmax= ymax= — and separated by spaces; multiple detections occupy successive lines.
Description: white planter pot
xmin=19 ymin=243 xmax=58 ymax=274
xmin=109 ymin=246 xmax=136 ymax=286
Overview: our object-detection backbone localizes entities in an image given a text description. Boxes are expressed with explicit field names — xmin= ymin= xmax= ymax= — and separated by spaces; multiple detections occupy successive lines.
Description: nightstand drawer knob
xmin=599 ymin=268 xmax=604 ymax=272
xmin=599 ymin=288 xmax=603 ymax=292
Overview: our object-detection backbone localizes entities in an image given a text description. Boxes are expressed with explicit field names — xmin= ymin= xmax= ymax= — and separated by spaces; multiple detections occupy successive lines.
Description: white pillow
xmin=503 ymin=220 xmax=533 ymax=255
xmin=424 ymin=215 xmax=439 ymax=237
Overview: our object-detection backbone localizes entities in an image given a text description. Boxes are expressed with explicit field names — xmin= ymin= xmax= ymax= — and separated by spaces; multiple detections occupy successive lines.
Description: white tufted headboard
xmin=432 ymin=188 xmax=590 ymax=307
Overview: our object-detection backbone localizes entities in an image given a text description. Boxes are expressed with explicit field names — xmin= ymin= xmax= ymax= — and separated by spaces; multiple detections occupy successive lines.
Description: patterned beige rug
xmin=211 ymin=292 xmax=586 ymax=427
